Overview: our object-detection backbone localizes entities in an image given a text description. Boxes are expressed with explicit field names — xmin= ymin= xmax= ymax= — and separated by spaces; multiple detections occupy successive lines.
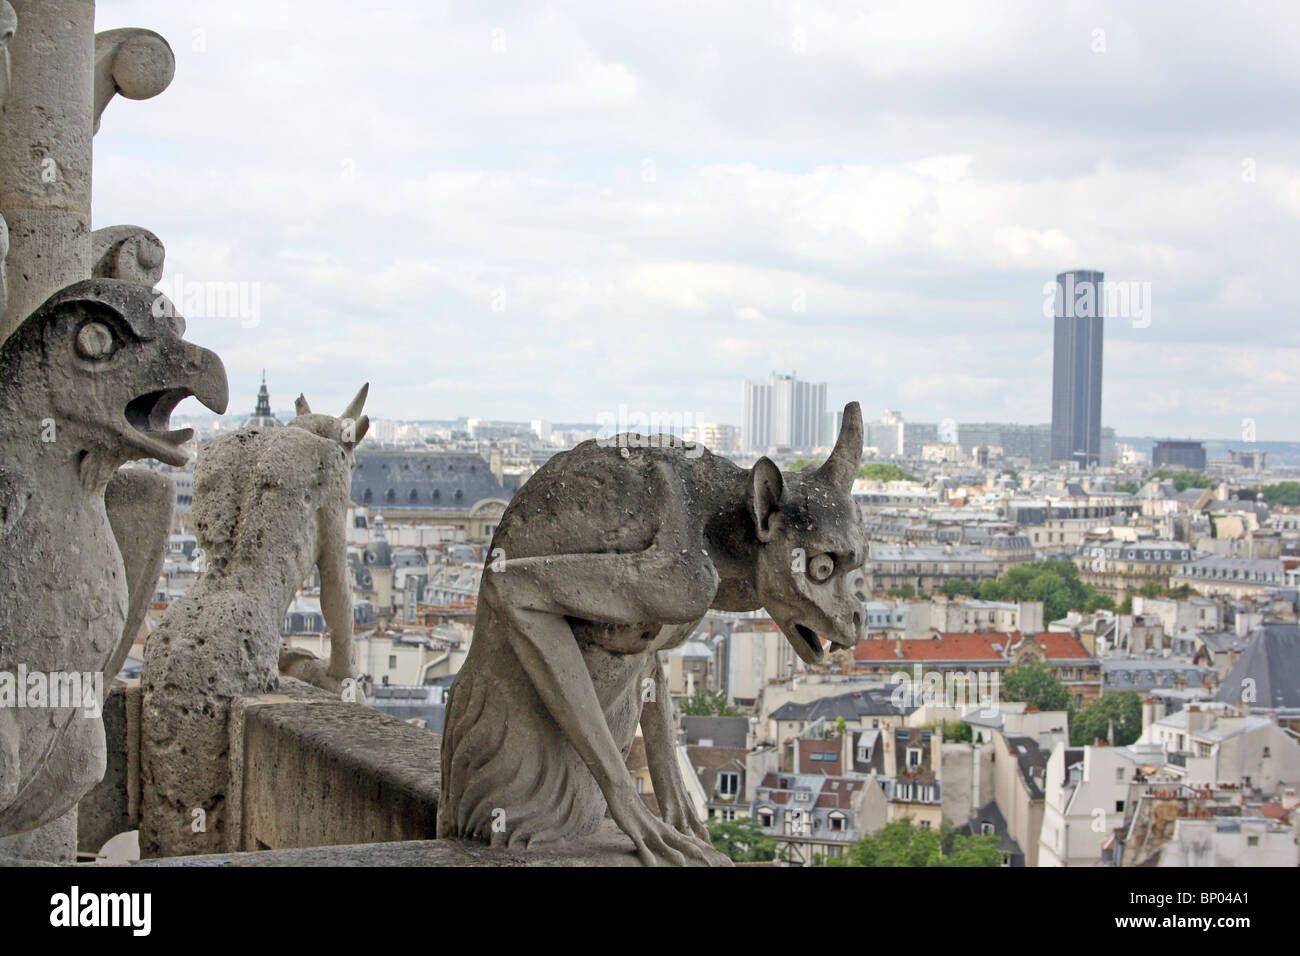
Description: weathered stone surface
xmin=236 ymin=694 xmax=440 ymax=852
xmin=76 ymin=679 xmax=138 ymax=857
xmin=91 ymin=225 xmax=164 ymax=286
xmin=440 ymin=403 xmax=866 ymax=866
xmin=92 ymin=28 xmax=174 ymax=134
xmin=0 ymin=280 xmax=227 ymax=840
xmin=139 ymin=388 xmax=371 ymax=857
xmin=0 ymin=0 xmax=15 ymax=317
xmin=0 ymin=0 xmax=95 ymax=341
xmin=133 ymin=820 xmax=645 ymax=867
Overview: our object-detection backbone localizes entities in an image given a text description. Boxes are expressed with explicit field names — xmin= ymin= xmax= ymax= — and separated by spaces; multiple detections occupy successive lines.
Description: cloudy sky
xmin=94 ymin=1 xmax=1300 ymax=440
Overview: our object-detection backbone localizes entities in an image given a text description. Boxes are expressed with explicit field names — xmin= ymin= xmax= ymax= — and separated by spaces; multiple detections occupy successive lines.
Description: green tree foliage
xmin=828 ymin=819 xmax=999 ymax=867
xmin=1000 ymin=661 xmax=1070 ymax=712
xmin=787 ymin=458 xmax=823 ymax=473
xmin=888 ymin=583 xmax=917 ymax=599
xmin=934 ymin=719 xmax=972 ymax=742
xmin=682 ymin=690 xmax=739 ymax=717
xmin=939 ymin=578 xmax=981 ymax=598
xmin=1114 ymin=480 xmax=1140 ymax=494
xmin=1149 ymin=469 xmax=1213 ymax=492
xmin=976 ymin=559 xmax=1111 ymax=622
xmin=706 ymin=817 xmax=776 ymax=862
xmin=1261 ymin=482 xmax=1300 ymax=507
xmin=1070 ymin=692 xmax=1143 ymax=746
xmin=857 ymin=463 xmax=917 ymax=482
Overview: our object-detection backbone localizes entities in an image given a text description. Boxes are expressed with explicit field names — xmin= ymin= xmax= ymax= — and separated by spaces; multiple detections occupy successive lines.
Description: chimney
xmin=894 ymin=639 xmax=904 ymax=659
xmin=489 ymin=447 xmax=504 ymax=484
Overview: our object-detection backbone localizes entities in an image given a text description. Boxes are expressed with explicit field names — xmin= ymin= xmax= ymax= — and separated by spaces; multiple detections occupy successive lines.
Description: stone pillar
xmin=0 ymin=0 xmax=96 ymax=341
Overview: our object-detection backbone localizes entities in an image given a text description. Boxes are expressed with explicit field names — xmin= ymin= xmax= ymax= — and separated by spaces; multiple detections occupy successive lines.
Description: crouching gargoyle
xmin=438 ymin=402 xmax=867 ymax=865
xmin=139 ymin=385 xmax=369 ymax=857
xmin=0 ymin=279 xmax=228 ymax=838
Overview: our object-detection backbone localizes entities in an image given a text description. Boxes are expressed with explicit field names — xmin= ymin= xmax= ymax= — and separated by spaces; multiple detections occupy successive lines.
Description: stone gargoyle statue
xmin=0 ymin=279 xmax=228 ymax=838
xmin=139 ymin=385 xmax=370 ymax=857
xmin=438 ymin=402 xmax=867 ymax=865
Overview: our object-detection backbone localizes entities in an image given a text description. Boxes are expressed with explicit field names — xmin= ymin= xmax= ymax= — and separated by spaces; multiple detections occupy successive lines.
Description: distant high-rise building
xmin=742 ymin=372 xmax=826 ymax=451
xmin=1153 ymin=440 xmax=1207 ymax=472
xmin=1050 ymin=269 xmax=1105 ymax=467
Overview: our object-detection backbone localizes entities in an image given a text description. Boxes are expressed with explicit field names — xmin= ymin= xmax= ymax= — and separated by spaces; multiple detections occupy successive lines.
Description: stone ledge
xmin=132 ymin=820 xmax=643 ymax=866
xmin=232 ymin=679 xmax=441 ymax=851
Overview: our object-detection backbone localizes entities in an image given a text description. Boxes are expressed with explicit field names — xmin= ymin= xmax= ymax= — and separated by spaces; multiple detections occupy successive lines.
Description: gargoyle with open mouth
xmin=0 ymin=278 xmax=227 ymax=838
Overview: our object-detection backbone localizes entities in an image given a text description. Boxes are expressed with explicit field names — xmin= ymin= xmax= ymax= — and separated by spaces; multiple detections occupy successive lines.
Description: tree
xmin=682 ymin=689 xmax=739 ymax=717
xmin=1115 ymin=480 xmax=1140 ymax=494
xmin=706 ymin=817 xmax=776 ymax=862
xmin=939 ymin=578 xmax=980 ymax=598
xmin=857 ymin=463 xmax=917 ymax=482
xmin=1071 ymin=692 xmax=1142 ymax=746
xmin=1001 ymin=661 xmax=1070 ymax=712
xmin=1261 ymin=482 xmax=1300 ymax=507
xmin=830 ymin=819 xmax=999 ymax=867
xmin=976 ymin=559 xmax=1110 ymax=622
xmin=1149 ymin=469 xmax=1212 ymax=492
xmin=944 ymin=830 xmax=1003 ymax=867
xmin=787 ymin=458 xmax=823 ymax=474
xmin=888 ymin=583 xmax=916 ymax=599
xmin=934 ymin=719 xmax=971 ymax=743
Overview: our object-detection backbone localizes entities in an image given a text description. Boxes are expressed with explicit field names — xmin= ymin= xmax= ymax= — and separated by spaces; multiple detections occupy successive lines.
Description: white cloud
xmin=88 ymin=0 xmax=1300 ymax=437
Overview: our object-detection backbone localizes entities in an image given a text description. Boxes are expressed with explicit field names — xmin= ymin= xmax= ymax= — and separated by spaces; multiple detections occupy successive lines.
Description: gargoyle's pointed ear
xmin=815 ymin=401 xmax=862 ymax=491
xmin=747 ymin=456 xmax=784 ymax=543
xmin=342 ymin=382 xmax=368 ymax=420
xmin=351 ymin=414 xmax=370 ymax=446
xmin=295 ymin=394 xmax=311 ymax=416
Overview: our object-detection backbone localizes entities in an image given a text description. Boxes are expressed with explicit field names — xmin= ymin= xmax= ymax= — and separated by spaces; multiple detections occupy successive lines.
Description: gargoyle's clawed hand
xmin=609 ymin=789 xmax=724 ymax=867
xmin=657 ymin=774 xmax=713 ymax=844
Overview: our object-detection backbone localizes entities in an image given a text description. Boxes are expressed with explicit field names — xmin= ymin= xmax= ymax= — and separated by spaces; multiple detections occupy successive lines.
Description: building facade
xmin=1050 ymin=269 xmax=1105 ymax=467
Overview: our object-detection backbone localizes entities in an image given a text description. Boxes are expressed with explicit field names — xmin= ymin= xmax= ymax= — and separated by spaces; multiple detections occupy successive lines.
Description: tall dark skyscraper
xmin=1050 ymin=269 xmax=1104 ymax=467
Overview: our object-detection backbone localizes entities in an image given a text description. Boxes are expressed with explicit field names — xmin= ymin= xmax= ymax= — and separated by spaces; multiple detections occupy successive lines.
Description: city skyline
xmin=95 ymin=2 xmax=1300 ymax=440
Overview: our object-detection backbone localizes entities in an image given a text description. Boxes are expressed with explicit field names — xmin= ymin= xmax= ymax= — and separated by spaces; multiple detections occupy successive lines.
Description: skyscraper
xmin=1050 ymin=269 xmax=1105 ymax=467
xmin=742 ymin=372 xmax=826 ymax=452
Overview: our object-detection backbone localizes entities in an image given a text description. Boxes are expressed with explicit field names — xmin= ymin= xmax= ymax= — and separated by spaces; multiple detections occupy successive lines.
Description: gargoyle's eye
xmin=808 ymin=553 xmax=835 ymax=583
xmin=75 ymin=321 xmax=117 ymax=360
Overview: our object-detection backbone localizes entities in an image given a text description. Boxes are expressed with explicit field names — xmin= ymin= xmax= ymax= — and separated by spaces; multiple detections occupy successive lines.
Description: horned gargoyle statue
xmin=439 ymin=402 xmax=867 ymax=865
xmin=0 ymin=279 xmax=228 ymax=838
xmin=139 ymin=385 xmax=369 ymax=857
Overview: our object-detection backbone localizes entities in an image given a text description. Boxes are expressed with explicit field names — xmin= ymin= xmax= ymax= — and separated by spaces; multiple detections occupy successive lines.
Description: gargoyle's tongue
xmin=128 ymin=426 xmax=195 ymax=466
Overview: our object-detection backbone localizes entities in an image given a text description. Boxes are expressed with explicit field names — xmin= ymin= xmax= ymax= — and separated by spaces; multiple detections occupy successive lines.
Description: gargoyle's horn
xmin=815 ymin=401 xmax=863 ymax=490
xmin=342 ymin=382 xmax=369 ymax=421
xmin=295 ymin=394 xmax=311 ymax=415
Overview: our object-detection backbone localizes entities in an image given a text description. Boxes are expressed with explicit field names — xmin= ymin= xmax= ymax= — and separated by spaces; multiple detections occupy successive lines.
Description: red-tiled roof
xmin=854 ymin=632 xmax=1008 ymax=663
xmin=1030 ymin=631 xmax=1093 ymax=660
